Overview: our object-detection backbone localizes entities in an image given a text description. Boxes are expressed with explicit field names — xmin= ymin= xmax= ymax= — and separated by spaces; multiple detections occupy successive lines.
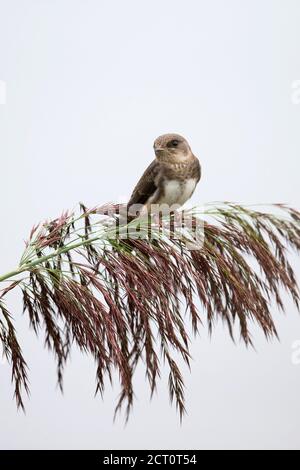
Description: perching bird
xmin=127 ymin=133 xmax=201 ymax=219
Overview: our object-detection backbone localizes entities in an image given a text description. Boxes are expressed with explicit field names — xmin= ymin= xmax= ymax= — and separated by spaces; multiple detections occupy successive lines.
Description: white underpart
xmin=139 ymin=178 xmax=198 ymax=217
xmin=161 ymin=178 xmax=197 ymax=206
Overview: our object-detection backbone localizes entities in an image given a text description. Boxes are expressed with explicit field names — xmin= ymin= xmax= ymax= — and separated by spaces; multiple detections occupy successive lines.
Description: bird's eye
xmin=168 ymin=139 xmax=179 ymax=147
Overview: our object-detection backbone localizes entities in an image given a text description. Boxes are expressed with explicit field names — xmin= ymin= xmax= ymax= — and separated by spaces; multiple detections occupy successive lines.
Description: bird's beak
xmin=154 ymin=147 xmax=164 ymax=156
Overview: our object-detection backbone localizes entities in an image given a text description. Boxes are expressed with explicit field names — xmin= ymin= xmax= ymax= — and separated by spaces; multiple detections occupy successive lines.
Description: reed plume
xmin=0 ymin=202 xmax=300 ymax=420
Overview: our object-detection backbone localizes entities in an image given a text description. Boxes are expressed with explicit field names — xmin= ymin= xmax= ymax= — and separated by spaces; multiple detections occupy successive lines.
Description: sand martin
xmin=127 ymin=133 xmax=201 ymax=218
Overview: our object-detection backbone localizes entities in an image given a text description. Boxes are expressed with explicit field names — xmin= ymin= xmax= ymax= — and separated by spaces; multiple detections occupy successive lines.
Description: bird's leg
xmin=152 ymin=211 xmax=165 ymax=236
xmin=169 ymin=210 xmax=178 ymax=239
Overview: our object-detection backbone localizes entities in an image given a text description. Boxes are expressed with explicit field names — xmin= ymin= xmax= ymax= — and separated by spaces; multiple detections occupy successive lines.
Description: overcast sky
xmin=0 ymin=0 xmax=300 ymax=450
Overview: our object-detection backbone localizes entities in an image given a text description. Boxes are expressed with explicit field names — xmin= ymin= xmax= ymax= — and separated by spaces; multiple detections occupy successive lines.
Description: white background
xmin=0 ymin=0 xmax=300 ymax=450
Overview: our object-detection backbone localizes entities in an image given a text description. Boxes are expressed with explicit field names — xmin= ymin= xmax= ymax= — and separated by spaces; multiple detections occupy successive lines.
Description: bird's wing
xmin=128 ymin=160 xmax=160 ymax=207
xmin=193 ymin=156 xmax=202 ymax=183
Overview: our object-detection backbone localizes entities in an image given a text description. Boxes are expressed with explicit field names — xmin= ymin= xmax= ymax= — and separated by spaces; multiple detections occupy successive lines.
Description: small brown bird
xmin=127 ymin=133 xmax=201 ymax=218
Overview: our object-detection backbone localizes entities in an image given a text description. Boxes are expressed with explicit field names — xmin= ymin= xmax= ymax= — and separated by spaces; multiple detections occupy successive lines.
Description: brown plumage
xmin=127 ymin=133 xmax=201 ymax=218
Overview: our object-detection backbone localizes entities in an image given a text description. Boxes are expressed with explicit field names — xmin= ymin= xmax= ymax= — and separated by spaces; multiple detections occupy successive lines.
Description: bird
xmin=126 ymin=133 xmax=201 ymax=220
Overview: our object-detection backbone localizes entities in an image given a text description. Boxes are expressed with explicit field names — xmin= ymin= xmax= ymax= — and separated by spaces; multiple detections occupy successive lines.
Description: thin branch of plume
xmin=0 ymin=202 xmax=300 ymax=420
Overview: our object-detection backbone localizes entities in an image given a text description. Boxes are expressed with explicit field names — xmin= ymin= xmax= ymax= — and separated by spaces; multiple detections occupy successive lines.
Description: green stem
xmin=0 ymin=234 xmax=101 ymax=284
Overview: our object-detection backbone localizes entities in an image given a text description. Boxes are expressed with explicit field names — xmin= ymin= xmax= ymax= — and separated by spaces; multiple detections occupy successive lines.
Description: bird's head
xmin=153 ymin=133 xmax=192 ymax=162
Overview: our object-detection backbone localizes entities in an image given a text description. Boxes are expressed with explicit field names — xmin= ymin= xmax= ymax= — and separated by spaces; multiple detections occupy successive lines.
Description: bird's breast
xmin=160 ymin=178 xmax=197 ymax=207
